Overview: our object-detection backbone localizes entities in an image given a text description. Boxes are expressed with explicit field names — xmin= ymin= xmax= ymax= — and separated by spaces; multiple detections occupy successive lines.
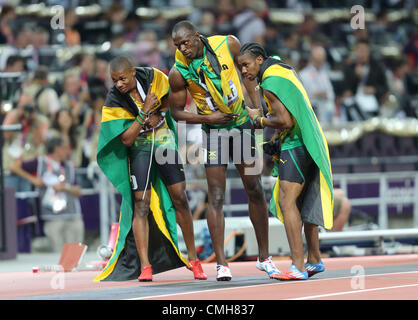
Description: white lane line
xmin=125 ymin=270 xmax=418 ymax=300
xmin=290 ymin=283 xmax=418 ymax=300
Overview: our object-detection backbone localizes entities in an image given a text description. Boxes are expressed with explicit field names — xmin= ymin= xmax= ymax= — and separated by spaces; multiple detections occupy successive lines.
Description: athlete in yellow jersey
xmin=168 ymin=21 xmax=280 ymax=281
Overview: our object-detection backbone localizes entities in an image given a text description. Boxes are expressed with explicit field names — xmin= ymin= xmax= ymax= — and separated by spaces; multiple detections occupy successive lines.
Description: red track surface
xmin=1 ymin=254 xmax=417 ymax=300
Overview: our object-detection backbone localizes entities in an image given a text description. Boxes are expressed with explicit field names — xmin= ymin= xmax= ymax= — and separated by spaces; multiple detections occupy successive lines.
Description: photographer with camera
xmin=9 ymin=136 xmax=84 ymax=252
xmin=2 ymin=93 xmax=48 ymax=193
xmin=23 ymin=66 xmax=61 ymax=124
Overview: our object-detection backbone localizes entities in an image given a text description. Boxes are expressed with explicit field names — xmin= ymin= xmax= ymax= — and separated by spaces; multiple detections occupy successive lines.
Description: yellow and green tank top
xmin=175 ymin=35 xmax=249 ymax=130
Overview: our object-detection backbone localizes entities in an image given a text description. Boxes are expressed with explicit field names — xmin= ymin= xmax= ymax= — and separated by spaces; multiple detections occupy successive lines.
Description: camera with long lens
xmin=22 ymin=103 xmax=36 ymax=117
xmin=263 ymin=138 xmax=281 ymax=157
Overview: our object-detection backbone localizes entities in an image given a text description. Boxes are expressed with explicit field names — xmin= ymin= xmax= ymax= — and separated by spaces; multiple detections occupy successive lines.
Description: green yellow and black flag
xmin=94 ymin=67 xmax=189 ymax=281
xmin=260 ymin=58 xmax=334 ymax=230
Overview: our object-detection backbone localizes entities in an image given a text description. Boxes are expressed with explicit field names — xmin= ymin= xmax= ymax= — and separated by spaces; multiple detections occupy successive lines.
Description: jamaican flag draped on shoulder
xmin=174 ymin=35 xmax=248 ymax=129
xmin=260 ymin=58 xmax=334 ymax=230
xmin=94 ymin=67 xmax=189 ymax=282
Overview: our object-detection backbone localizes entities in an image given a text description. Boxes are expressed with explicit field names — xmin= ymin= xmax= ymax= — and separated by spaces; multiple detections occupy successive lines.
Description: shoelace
xmin=263 ymin=258 xmax=279 ymax=273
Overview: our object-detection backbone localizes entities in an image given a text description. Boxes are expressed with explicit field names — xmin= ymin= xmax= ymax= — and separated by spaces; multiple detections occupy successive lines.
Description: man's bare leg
xmin=132 ymin=190 xmax=151 ymax=270
xmin=235 ymin=162 xmax=269 ymax=261
xmin=304 ymin=222 xmax=321 ymax=265
xmin=279 ymin=180 xmax=306 ymax=272
xmin=205 ymin=165 xmax=228 ymax=266
xmin=167 ymin=181 xmax=197 ymax=261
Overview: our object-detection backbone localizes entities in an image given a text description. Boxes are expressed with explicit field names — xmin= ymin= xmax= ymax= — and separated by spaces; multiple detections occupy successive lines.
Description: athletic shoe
xmin=216 ymin=264 xmax=232 ymax=281
xmin=189 ymin=260 xmax=208 ymax=280
xmin=275 ymin=264 xmax=308 ymax=281
xmin=305 ymin=261 xmax=325 ymax=277
xmin=138 ymin=265 xmax=153 ymax=282
xmin=256 ymin=256 xmax=281 ymax=278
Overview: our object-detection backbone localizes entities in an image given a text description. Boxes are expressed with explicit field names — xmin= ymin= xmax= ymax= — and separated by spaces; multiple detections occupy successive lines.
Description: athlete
xmin=237 ymin=43 xmax=334 ymax=280
xmin=94 ymin=56 xmax=207 ymax=282
xmin=168 ymin=21 xmax=280 ymax=281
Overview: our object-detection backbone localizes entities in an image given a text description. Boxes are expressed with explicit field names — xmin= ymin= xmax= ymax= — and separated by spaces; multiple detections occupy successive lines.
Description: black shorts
xmin=203 ymin=119 xmax=259 ymax=167
xmin=128 ymin=143 xmax=185 ymax=192
xmin=278 ymin=145 xmax=314 ymax=184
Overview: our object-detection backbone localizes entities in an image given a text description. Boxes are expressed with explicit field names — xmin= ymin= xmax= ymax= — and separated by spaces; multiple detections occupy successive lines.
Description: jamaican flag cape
xmin=94 ymin=67 xmax=189 ymax=281
xmin=260 ymin=58 xmax=334 ymax=230
xmin=174 ymin=35 xmax=249 ymax=129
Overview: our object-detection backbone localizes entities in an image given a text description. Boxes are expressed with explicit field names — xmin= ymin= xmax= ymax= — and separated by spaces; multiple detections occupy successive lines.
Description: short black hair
xmin=33 ymin=66 xmax=48 ymax=80
xmin=356 ymin=38 xmax=370 ymax=47
xmin=109 ymin=55 xmax=134 ymax=72
xmin=172 ymin=20 xmax=197 ymax=36
xmin=46 ymin=136 xmax=63 ymax=154
xmin=238 ymin=42 xmax=268 ymax=59
xmin=6 ymin=55 xmax=24 ymax=67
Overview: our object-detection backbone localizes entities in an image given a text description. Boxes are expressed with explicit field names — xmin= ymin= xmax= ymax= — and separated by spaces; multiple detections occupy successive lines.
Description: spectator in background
xmin=30 ymin=27 xmax=50 ymax=71
xmin=232 ymin=0 xmax=267 ymax=45
xmin=76 ymin=52 xmax=97 ymax=87
xmin=81 ymin=76 xmax=108 ymax=164
xmin=279 ymin=28 xmax=302 ymax=68
xmin=160 ymin=33 xmax=177 ymax=73
xmin=299 ymin=45 xmax=336 ymax=125
xmin=383 ymin=56 xmax=411 ymax=117
xmin=59 ymin=70 xmax=90 ymax=126
xmin=106 ymin=2 xmax=127 ymax=38
xmin=9 ymin=136 xmax=84 ymax=253
xmin=123 ymin=12 xmax=141 ymax=43
xmin=132 ymin=30 xmax=162 ymax=68
xmin=0 ymin=4 xmax=16 ymax=45
xmin=403 ymin=28 xmax=418 ymax=71
xmin=23 ymin=66 xmax=61 ymax=123
xmin=3 ymin=93 xmax=49 ymax=192
xmin=64 ymin=8 xmax=81 ymax=46
xmin=331 ymin=189 xmax=351 ymax=232
xmin=0 ymin=24 xmax=33 ymax=70
xmin=263 ymin=21 xmax=280 ymax=56
xmin=298 ymin=13 xmax=319 ymax=41
xmin=95 ymin=58 xmax=112 ymax=88
xmin=198 ymin=11 xmax=216 ymax=37
xmin=341 ymin=39 xmax=389 ymax=120
xmin=49 ymin=108 xmax=83 ymax=168
xmin=4 ymin=55 xmax=25 ymax=72
xmin=213 ymin=0 xmax=236 ymax=35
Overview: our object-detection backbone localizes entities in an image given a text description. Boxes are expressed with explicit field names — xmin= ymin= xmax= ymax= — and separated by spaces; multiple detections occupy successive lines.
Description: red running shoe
xmin=189 ymin=260 xmax=208 ymax=280
xmin=272 ymin=264 xmax=308 ymax=281
xmin=138 ymin=265 xmax=153 ymax=282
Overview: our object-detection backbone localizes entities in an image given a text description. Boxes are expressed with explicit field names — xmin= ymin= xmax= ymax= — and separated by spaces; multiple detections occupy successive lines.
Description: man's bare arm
xmin=228 ymin=35 xmax=261 ymax=109
xmin=168 ymin=67 xmax=235 ymax=124
xmin=261 ymin=90 xmax=293 ymax=130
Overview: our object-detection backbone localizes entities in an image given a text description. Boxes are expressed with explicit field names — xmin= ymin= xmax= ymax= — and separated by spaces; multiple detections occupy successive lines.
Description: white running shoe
xmin=216 ymin=265 xmax=232 ymax=281
xmin=256 ymin=256 xmax=280 ymax=278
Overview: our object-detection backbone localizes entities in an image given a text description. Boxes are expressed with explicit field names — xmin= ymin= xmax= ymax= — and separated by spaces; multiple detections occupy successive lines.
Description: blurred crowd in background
xmin=0 ymin=0 xmax=417 ymax=252
xmin=1 ymin=0 xmax=417 ymax=184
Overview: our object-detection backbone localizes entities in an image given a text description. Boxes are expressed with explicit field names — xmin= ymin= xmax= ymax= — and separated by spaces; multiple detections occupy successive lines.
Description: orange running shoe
xmin=189 ymin=260 xmax=208 ymax=280
xmin=138 ymin=265 xmax=153 ymax=282
xmin=272 ymin=264 xmax=308 ymax=281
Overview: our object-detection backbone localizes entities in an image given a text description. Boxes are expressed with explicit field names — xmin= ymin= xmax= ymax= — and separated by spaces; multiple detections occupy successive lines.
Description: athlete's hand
xmin=207 ymin=110 xmax=238 ymax=124
xmin=146 ymin=113 xmax=163 ymax=128
xmin=143 ymin=84 xmax=159 ymax=113
xmin=245 ymin=105 xmax=262 ymax=120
